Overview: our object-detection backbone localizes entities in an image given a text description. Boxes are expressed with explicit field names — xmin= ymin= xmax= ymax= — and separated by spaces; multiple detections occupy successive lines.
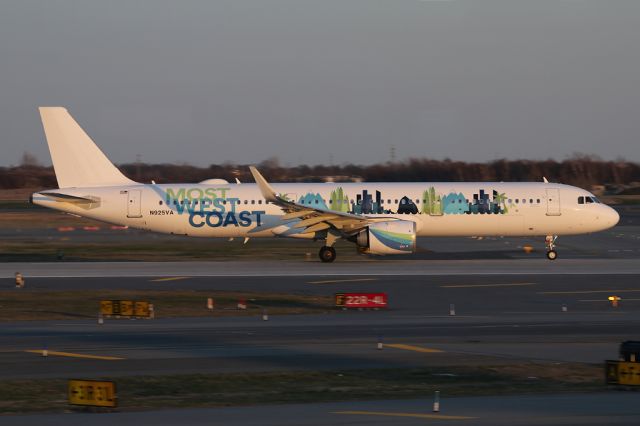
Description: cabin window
xmin=388 ymin=200 xmax=391 ymax=204
xmin=529 ymin=199 xmax=533 ymax=204
xmin=537 ymin=199 xmax=540 ymax=204
xmin=159 ymin=201 xmax=163 ymax=206
xmin=251 ymin=200 xmax=255 ymax=205
xmin=423 ymin=199 xmax=426 ymax=204
xmin=244 ymin=200 xmax=248 ymax=205
xmin=415 ymin=199 xmax=420 ymax=204
xmin=508 ymin=199 xmax=512 ymax=204
xmin=515 ymin=199 xmax=519 ymax=204
xmin=522 ymin=199 xmax=526 ymax=204
xmin=394 ymin=199 xmax=398 ymax=204
xmin=258 ymin=200 xmax=262 ymax=204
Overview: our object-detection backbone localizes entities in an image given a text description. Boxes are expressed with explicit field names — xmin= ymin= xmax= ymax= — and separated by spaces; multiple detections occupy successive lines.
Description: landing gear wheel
xmin=319 ymin=246 xmax=336 ymax=263
xmin=544 ymin=235 xmax=558 ymax=261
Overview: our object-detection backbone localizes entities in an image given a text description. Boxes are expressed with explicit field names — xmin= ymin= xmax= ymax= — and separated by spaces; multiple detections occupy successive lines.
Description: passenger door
xmin=545 ymin=188 xmax=561 ymax=216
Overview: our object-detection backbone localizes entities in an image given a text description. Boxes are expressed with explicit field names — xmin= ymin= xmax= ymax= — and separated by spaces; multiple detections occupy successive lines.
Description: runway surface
xmin=1 ymin=205 xmax=639 ymax=421
xmin=4 ymin=393 xmax=640 ymax=425
xmin=2 ymin=258 xmax=640 ymax=278
xmin=1 ymin=273 xmax=639 ymax=379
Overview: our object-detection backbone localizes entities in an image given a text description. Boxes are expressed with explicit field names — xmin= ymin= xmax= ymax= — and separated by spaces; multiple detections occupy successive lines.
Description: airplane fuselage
xmin=32 ymin=181 xmax=619 ymax=239
xmin=31 ymin=107 xmax=622 ymax=262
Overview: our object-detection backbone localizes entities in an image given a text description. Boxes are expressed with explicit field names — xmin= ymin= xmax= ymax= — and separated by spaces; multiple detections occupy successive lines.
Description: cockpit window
xmin=579 ymin=195 xmax=601 ymax=205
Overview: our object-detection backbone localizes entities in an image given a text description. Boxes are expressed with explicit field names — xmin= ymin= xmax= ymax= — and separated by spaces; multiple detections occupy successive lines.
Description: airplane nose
xmin=609 ymin=206 xmax=620 ymax=227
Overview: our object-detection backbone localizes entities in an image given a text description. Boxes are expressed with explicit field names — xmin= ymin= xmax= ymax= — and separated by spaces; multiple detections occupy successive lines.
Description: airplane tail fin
xmin=38 ymin=107 xmax=136 ymax=188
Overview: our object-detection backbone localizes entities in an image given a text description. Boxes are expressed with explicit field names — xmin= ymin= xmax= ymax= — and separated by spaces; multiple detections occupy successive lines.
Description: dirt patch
xmin=0 ymin=289 xmax=334 ymax=321
xmin=0 ymin=365 xmax=605 ymax=414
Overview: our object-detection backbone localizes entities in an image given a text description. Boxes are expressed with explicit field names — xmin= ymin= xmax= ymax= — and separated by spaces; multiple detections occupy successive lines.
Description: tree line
xmin=1 ymin=156 xmax=638 ymax=190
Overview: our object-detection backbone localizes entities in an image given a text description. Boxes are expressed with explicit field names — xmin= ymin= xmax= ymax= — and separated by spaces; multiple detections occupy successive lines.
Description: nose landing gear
xmin=545 ymin=235 xmax=558 ymax=260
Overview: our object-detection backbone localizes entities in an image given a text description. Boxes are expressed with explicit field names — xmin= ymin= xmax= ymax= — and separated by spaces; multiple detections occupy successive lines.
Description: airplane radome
xmin=31 ymin=107 xmax=620 ymax=263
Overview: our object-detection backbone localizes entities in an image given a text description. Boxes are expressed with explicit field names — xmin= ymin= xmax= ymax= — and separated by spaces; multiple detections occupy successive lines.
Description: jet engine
xmin=354 ymin=220 xmax=416 ymax=255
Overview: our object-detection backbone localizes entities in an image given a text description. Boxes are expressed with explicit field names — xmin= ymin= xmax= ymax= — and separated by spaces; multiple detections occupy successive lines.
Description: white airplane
xmin=31 ymin=107 xmax=620 ymax=262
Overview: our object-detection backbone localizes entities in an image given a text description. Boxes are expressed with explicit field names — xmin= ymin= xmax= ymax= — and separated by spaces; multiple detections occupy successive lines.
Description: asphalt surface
xmin=4 ymin=393 xmax=640 ymax=426
xmin=1 ymin=272 xmax=639 ymax=379
xmin=0 ymin=205 xmax=639 ymax=423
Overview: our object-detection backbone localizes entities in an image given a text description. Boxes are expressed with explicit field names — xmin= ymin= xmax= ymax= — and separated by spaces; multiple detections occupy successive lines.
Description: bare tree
xmin=20 ymin=151 xmax=41 ymax=167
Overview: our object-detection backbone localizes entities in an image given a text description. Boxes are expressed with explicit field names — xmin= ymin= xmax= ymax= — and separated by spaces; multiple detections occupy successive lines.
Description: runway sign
xmin=134 ymin=301 xmax=151 ymax=317
xmin=606 ymin=360 xmax=640 ymax=386
xmin=100 ymin=300 xmax=152 ymax=318
xmin=606 ymin=360 xmax=619 ymax=384
xmin=68 ymin=379 xmax=117 ymax=407
xmin=335 ymin=293 xmax=388 ymax=309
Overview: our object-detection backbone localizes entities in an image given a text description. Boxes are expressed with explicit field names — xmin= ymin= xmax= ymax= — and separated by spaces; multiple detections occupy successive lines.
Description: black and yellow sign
xmin=134 ymin=301 xmax=150 ymax=317
xmin=68 ymin=379 xmax=117 ymax=407
xmin=606 ymin=360 xmax=619 ymax=384
xmin=100 ymin=300 xmax=151 ymax=318
xmin=606 ymin=360 xmax=640 ymax=386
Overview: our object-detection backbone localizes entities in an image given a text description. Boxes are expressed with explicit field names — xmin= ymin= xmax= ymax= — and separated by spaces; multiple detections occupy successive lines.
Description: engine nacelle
xmin=355 ymin=220 xmax=416 ymax=255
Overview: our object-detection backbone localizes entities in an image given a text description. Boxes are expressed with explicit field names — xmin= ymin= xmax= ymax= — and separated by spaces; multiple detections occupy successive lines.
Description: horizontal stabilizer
xmin=42 ymin=192 xmax=96 ymax=204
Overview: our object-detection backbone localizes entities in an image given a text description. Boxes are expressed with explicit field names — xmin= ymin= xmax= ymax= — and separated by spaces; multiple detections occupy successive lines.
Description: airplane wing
xmin=249 ymin=166 xmax=395 ymax=235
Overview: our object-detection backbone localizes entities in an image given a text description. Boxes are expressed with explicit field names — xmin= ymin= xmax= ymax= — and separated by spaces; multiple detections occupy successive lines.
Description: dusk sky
xmin=1 ymin=1 xmax=640 ymax=167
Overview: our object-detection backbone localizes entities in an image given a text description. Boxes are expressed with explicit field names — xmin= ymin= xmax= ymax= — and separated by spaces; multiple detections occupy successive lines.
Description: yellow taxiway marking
xmin=25 ymin=350 xmax=124 ymax=360
xmin=307 ymin=278 xmax=377 ymax=284
xmin=540 ymin=289 xmax=640 ymax=295
xmin=333 ymin=411 xmax=475 ymax=420
xmin=386 ymin=343 xmax=443 ymax=353
xmin=442 ymin=282 xmax=535 ymax=289
xmin=150 ymin=276 xmax=190 ymax=282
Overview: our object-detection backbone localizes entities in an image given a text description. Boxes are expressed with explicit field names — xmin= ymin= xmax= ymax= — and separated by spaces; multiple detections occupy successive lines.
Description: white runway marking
xmin=442 ymin=283 xmax=535 ymax=289
xmin=308 ymin=278 xmax=377 ymax=284
xmin=2 ymin=259 xmax=640 ymax=278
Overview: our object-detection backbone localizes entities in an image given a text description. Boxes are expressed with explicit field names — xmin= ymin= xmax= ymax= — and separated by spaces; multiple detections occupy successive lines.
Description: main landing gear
xmin=319 ymin=246 xmax=336 ymax=263
xmin=319 ymin=231 xmax=340 ymax=263
xmin=545 ymin=235 xmax=558 ymax=260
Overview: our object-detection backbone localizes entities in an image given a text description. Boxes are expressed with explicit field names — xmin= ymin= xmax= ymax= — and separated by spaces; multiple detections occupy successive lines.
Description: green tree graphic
xmin=330 ymin=187 xmax=350 ymax=212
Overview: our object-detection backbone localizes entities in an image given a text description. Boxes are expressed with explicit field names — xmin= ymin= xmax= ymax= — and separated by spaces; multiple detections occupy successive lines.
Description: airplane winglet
xmin=249 ymin=166 xmax=278 ymax=203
